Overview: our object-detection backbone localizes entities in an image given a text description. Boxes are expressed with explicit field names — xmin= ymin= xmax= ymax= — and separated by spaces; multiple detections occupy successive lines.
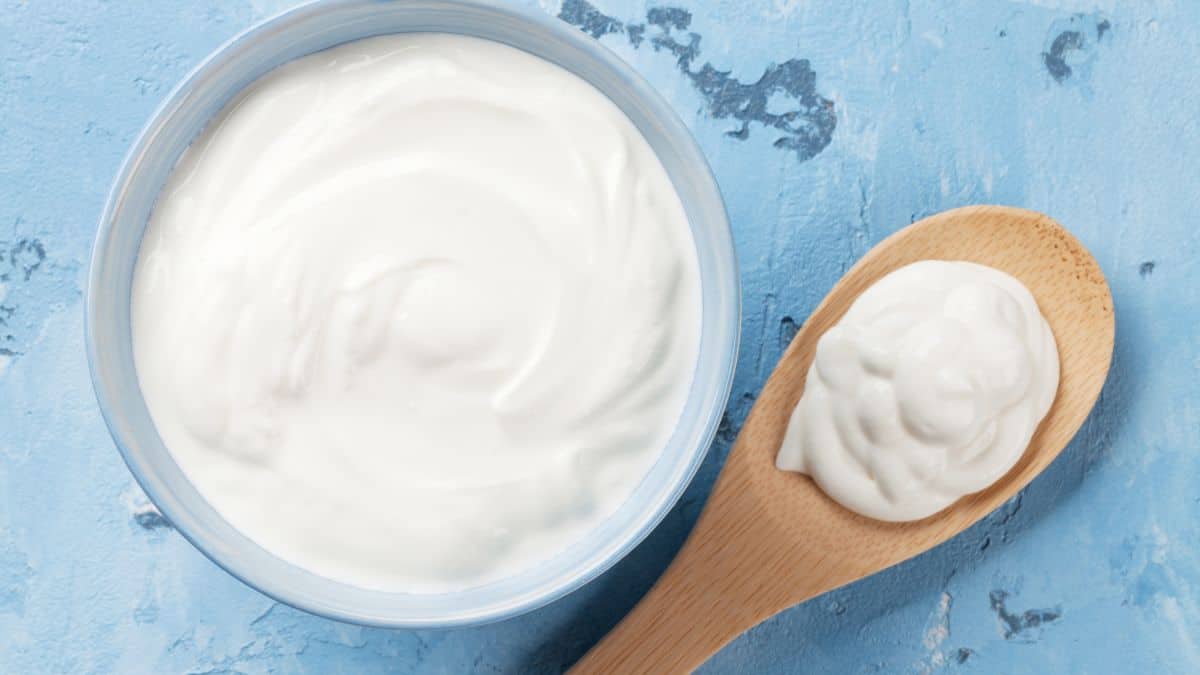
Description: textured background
xmin=2 ymin=0 xmax=1198 ymax=672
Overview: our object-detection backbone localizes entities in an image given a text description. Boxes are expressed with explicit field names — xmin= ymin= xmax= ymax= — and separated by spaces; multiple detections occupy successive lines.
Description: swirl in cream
xmin=132 ymin=34 xmax=700 ymax=591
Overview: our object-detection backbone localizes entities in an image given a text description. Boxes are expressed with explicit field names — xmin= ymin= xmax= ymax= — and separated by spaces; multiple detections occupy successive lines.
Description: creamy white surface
xmin=776 ymin=261 xmax=1059 ymax=522
xmin=131 ymin=34 xmax=701 ymax=592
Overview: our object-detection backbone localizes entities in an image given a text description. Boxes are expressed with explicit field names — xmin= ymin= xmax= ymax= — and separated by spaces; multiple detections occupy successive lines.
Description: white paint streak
xmin=771 ymin=0 xmax=805 ymax=18
xmin=917 ymin=592 xmax=953 ymax=673
xmin=1150 ymin=523 xmax=1169 ymax=564
xmin=1160 ymin=597 xmax=1200 ymax=666
xmin=920 ymin=31 xmax=945 ymax=49
xmin=924 ymin=592 xmax=952 ymax=649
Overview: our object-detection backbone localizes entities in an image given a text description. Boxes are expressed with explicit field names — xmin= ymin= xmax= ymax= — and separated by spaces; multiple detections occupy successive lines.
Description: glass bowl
xmin=86 ymin=0 xmax=739 ymax=628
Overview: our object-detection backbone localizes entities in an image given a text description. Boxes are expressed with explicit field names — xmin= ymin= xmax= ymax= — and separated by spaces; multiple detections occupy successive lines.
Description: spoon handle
xmin=570 ymin=461 xmax=844 ymax=674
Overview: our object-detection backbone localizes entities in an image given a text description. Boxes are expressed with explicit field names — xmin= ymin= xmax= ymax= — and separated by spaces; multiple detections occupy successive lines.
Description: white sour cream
xmin=132 ymin=34 xmax=701 ymax=592
xmin=776 ymin=261 xmax=1059 ymax=522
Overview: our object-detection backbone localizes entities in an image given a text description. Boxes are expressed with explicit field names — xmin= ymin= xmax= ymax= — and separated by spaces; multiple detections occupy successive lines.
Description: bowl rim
xmin=86 ymin=0 xmax=741 ymax=628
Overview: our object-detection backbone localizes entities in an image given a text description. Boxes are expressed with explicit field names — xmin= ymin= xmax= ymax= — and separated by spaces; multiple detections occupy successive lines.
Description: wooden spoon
xmin=570 ymin=205 xmax=1114 ymax=674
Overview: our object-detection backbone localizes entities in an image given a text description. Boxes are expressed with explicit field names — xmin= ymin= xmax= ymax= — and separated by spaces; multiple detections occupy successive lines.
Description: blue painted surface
xmin=1 ymin=0 xmax=1197 ymax=672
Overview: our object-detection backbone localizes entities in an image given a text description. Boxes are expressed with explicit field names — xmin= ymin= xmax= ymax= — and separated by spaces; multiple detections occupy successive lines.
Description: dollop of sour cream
xmin=132 ymin=34 xmax=700 ymax=591
xmin=776 ymin=261 xmax=1059 ymax=522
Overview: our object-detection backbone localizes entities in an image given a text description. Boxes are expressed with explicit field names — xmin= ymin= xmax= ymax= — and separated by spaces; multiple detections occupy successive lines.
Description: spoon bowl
xmin=572 ymin=205 xmax=1114 ymax=674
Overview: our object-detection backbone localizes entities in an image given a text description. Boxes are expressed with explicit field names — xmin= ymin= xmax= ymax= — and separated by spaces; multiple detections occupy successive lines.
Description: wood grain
xmin=570 ymin=206 xmax=1114 ymax=674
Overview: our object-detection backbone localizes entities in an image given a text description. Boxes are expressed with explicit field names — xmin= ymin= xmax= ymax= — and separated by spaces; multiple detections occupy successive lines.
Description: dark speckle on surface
xmin=716 ymin=411 xmax=736 ymax=444
xmin=625 ymin=23 xmax=645 ymax=47
xmin=711 ymin=393 xmax=758 ymax=466
xmin=1 ymin=238 xmax=45 ymax=283
xmin=646 ymin=6 xmax=691 ymax=32
xmin=0 ymin=237 xmax=52 ymax=362
xmin=955 ymin=647 xmax=975 ymax=664
xmin=988 ymin=590 xmax=1062 ymax=640
xmin=134 ymin=507 xmax=173 ymax=531
xmin=1042 ymin=14 xmax=1111 ymax=83
xmin=557 ymin=0 xmax=624 ymax=40
xmin=716 ymin=392 xmax=757 ymax=445
xmin=1139 ymin=261 xmax=1155 ymax=277
xmin=778 ymin=315 xmax=799 ymax=350
xmin=1043 ymin=30 xmax=1084 ymax=82
xmin=558 ymin=0 xmax=836 ymax=159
